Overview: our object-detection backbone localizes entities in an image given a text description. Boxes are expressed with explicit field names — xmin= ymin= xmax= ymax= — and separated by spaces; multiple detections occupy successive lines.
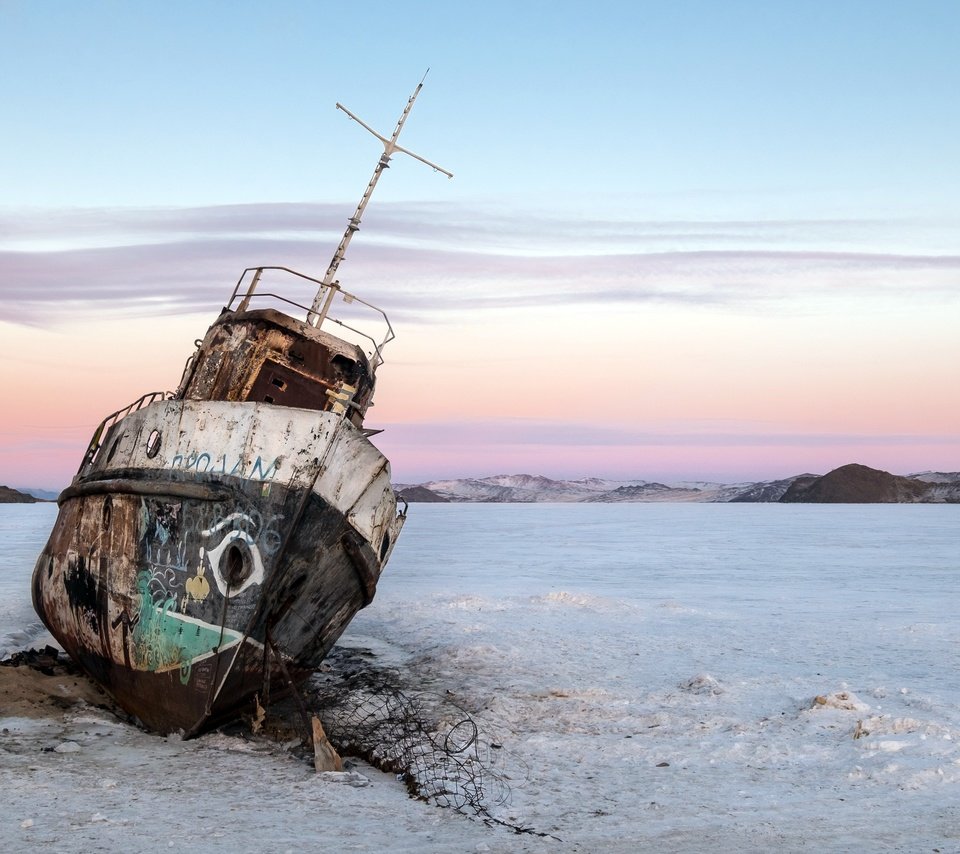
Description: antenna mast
xmin=309 ymin=73 xmax=452 ymax=325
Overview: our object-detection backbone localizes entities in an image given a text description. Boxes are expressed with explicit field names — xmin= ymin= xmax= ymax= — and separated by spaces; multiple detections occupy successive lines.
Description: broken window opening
xmin=145 ymin=430 xmax=162 ymax=459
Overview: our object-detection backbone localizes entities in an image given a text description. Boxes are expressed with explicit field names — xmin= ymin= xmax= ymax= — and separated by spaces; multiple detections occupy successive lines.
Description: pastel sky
xmin=1 ymin=1 xmax=958 ymax=490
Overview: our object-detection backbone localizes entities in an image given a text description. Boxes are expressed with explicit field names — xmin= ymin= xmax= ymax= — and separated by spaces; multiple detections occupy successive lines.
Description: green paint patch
xmin=133 ymin=570 xmax=242 ymax=683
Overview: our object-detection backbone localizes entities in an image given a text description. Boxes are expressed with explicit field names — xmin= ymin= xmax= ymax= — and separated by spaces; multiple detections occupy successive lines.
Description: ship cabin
xmin=175 ymin=266 xmax=395 ymax=429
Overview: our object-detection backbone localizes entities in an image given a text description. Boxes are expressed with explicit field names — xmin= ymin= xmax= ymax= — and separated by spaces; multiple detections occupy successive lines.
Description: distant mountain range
xmin=396 ymin=465 xmax=960 ymax=504
xmin=17 ymin=487 xmax=59 ymax=501
xmin=0 ymin=485 xmax=44 ymax=503
xmin=6 ymin=464 xmax=958 ymax=505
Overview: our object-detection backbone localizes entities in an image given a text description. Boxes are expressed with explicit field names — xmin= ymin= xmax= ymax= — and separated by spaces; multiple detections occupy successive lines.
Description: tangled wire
xmin=303 ymin=648 xmax=549 ymax=836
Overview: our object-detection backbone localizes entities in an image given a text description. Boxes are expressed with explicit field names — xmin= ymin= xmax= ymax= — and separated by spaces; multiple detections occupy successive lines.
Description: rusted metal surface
xmin=33 ymin=314 xmax=405 ymax=736
xmin=179 ymin=309 xmax=376 ymax=427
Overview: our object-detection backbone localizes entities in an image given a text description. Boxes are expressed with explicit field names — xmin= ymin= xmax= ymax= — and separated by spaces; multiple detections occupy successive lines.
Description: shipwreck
xmin=31 ymin=79 xmax=451 ymax=735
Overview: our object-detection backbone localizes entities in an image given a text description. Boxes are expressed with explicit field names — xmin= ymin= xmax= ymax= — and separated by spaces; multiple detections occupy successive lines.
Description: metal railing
xmin=227 ymin=266 xmax=396 ymax=370
xmin=79 ymin=391 xmax=174 ymax=474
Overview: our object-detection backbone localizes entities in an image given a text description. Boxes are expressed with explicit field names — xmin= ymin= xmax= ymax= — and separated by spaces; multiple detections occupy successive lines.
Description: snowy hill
xmin=395 ymin=473 xmax=794 ymax=503
xmin=396 ymin=467 xmax=960 ymax=503
xmin=394 ymin=474 xmax=646 ymax=503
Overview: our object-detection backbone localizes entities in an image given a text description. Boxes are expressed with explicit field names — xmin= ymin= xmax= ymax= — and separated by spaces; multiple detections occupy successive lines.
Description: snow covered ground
xmin=2 ymin=502 xmax=959 ymax=852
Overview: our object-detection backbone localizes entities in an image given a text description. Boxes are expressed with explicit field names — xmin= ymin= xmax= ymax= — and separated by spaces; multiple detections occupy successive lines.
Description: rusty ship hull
xmin=32 ymin=282 xmax=406 ymax=734
xmin=33 ymin=397 xmax=401 ymax=733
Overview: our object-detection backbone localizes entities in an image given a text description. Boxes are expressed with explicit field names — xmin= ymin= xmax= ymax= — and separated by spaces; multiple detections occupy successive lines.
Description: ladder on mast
xmin=308 ymin=73 xmax=452 ymax=326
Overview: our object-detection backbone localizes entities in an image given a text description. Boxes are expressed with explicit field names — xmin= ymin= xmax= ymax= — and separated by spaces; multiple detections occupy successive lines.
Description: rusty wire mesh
xmin=303 ymin=650 xmax=521 ymax=826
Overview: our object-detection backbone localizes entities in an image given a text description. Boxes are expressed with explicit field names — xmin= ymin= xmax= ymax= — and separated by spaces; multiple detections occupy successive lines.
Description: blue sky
xmin=2 ymin=1 xmax=958 ymax=487
xmin=4 ymin=1 xmax=958 ymax=216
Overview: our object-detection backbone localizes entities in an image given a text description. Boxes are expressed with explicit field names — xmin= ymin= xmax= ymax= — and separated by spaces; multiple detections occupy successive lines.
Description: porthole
xmin=102 ymin=496 xmax=112 ymax=530
xmin=145 ymin=429 xmax=162 ymax=458
xmin=106 ymin=434 xmax=123 ymax=463
xmin=224 ymin=542 xmax=252 ymax=587
xmin=379 ymin=532 xmax=391 ymax=561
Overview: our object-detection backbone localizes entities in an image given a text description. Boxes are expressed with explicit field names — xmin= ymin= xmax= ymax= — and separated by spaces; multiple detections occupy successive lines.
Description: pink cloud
xmin=2 ymin=203 xmax=958 ymax=326
xmin=373 ymin=419 xmax=960 ymax=483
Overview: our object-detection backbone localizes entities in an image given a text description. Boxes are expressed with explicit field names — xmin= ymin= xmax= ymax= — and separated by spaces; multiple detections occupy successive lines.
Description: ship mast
xmin=308 ymin=72 xmax=452 ymax=326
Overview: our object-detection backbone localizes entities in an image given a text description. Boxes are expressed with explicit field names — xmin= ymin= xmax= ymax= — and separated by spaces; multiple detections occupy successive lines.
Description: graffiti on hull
xmin=170 ymin=450 xmax=279 ymax=481
xmin=131 ymin=497 xmax=280 ymax=683
xmin=131 ymin=569 xmax=244 ymax=683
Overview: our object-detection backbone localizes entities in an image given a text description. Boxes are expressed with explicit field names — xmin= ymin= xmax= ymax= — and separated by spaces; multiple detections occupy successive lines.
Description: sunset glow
xmin=1 ymin=3 xmax=957 ymax=491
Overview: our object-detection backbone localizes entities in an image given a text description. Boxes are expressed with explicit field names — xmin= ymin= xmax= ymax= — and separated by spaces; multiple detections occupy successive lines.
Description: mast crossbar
xmin=308 ymin=77 xmax=452 ymax=325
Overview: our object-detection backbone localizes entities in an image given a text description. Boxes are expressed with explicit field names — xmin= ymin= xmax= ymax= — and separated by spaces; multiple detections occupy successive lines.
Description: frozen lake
xmin=2 ymin=502 xmax=959 ymax=851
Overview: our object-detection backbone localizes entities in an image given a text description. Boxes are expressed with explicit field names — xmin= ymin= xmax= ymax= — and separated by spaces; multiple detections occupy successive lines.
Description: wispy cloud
xmin=372 ymin=418 xmax=960 ymax=483
xmin=376 ymin=418 xmax=960 ymax=449
xmin=2 ymin=202 xmax=958 ymax=326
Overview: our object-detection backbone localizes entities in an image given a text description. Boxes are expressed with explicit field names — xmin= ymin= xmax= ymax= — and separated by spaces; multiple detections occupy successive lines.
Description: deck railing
xmin=227 ymin=266 xmax=396 ymax=370
xmin=78 ymin=391 xmax=174 ymax=474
